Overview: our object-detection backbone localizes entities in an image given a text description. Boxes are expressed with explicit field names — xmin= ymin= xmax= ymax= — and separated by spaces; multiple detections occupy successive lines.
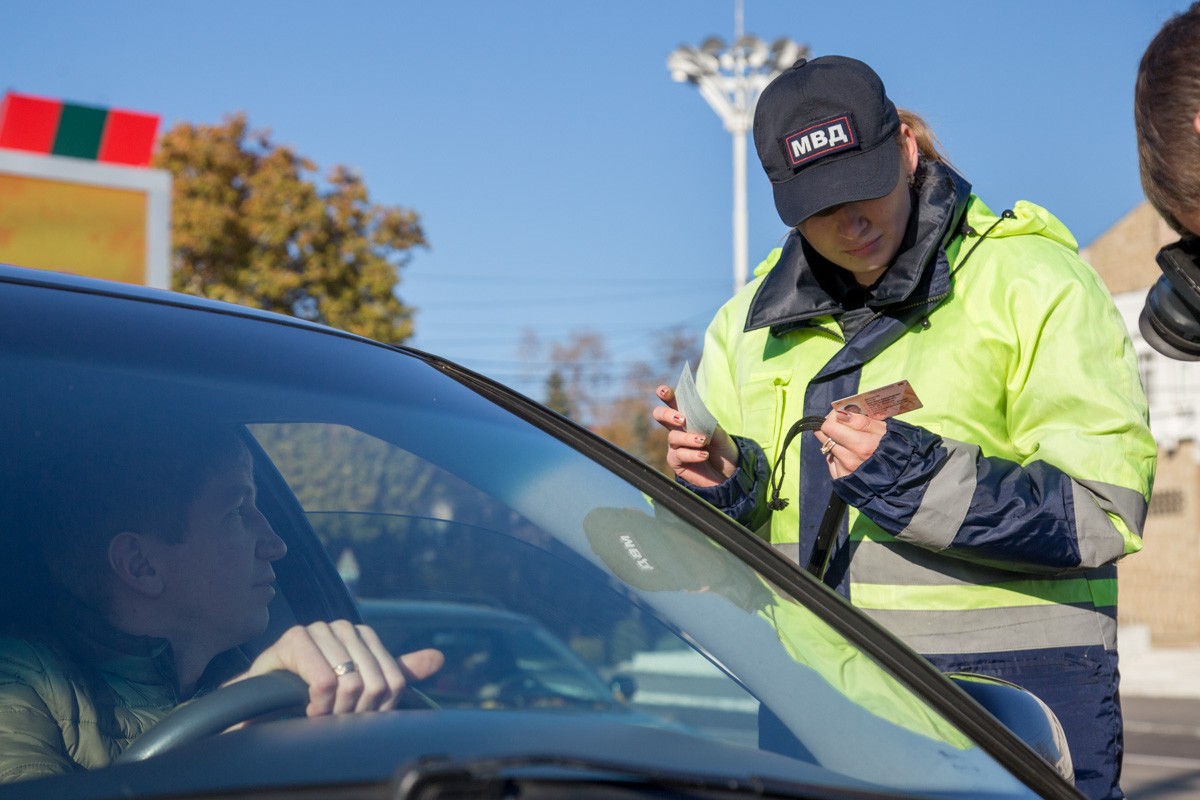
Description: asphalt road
xmin=1122 ymin=696 xmax=1200 ymax=799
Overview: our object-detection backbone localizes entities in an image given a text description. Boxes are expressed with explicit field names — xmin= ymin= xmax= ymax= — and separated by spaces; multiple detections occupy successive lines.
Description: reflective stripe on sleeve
xmin=896 ymin=439 xmax=977 ymax=550
xmin=1072 ymin=478 xmax=1147 ymax=564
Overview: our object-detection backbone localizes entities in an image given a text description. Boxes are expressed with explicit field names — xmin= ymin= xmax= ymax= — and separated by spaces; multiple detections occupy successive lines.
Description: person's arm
xmin=823 ymin=258 xmax=1155 ymax=574
xmin=0 ymin=641 xmax=76 ymax=783
xmin=830 ymin=418 xmax=1146 ymax=572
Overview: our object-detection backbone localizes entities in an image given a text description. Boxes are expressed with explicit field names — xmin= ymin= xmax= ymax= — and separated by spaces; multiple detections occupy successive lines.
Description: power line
xmin=411 ymin=308 xmax=716 ymax=348
xmin=407 ymin=272 xmax=727 ymax=289
xmin=409 ymin=287 xmax=725 ymax=311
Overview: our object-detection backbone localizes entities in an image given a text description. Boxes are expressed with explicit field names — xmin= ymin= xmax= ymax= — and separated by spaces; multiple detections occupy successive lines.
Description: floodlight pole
xmin=668 ymin=8 xmax=806 ymax=294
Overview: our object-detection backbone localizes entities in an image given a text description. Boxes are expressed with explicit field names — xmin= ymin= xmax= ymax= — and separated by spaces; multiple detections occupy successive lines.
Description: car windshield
xmin=0 ymin=278 xmax=1044 ymax=798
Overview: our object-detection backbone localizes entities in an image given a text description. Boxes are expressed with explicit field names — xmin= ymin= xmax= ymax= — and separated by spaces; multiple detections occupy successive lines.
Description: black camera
xmin=1139 ymin=237 xmax=1200 ymax=360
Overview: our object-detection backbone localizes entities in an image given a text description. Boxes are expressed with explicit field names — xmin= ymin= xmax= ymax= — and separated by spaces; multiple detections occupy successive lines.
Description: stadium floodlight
xmin=669 ymin=33 xmax=808 ymax=293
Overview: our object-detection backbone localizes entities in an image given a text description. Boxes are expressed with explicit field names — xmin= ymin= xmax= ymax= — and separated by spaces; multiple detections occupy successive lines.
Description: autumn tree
xmin=152 ymin=113 xmax=425 ymax=343
xmin=543 ymin=370 xmax=575 ymax=418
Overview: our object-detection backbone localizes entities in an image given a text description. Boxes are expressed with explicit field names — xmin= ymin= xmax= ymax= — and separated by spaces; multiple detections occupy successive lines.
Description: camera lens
xmin=1140 ymin=275 xmax=1200 ymax=360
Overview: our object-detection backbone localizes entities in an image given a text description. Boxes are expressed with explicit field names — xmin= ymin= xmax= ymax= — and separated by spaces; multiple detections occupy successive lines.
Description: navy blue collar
xmin=745 ymin=160 xmax=972 ymax=335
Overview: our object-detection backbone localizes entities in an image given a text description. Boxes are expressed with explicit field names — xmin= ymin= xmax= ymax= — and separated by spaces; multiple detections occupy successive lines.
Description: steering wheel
xmin=116 ymin=671 xmax=436 ymax=763
xmin=116 ymin=671 xmax=309 ymax=763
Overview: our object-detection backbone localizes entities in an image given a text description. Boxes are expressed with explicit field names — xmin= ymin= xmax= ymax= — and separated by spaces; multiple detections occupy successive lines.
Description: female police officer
xmin=655 ymin=55 xmax=1156 ymax=800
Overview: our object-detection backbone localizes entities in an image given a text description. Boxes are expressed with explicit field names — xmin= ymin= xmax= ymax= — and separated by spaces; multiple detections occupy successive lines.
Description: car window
xmin=253 ymin=422 xmax=755 ymax=723
xmin=248 ymin=418 xmax=1030 ymax=794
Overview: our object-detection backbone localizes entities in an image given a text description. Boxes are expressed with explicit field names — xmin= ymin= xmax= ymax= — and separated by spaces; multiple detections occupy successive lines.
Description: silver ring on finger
xmin=331 ymin=660 xmax=357 ymax=677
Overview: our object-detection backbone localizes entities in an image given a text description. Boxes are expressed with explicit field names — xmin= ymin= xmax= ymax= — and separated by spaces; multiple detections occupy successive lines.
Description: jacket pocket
xmin=741 ymin=370 xmax=792 ymax=453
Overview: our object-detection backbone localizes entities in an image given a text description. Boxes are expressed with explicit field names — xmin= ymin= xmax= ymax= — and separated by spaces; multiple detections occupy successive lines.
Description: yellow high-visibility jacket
xmin=691 ymin=159 xmax=1156 ymax=660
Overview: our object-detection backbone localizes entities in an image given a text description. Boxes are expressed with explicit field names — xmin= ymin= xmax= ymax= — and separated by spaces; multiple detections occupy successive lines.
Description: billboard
xmin=0 ymin=93 xmax=171 ymax=288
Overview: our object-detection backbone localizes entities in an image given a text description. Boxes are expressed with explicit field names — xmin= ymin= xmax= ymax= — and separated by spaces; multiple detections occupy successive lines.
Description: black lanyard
xmin=809 ymin=494 xmax=846 ymax=582
xmin=764 ymin=415 xmax=847 ymax=583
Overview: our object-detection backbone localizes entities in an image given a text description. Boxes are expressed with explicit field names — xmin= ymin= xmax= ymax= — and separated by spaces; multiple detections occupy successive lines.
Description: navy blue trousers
xmin=926 ymin=646 xmax=1123 ymax=800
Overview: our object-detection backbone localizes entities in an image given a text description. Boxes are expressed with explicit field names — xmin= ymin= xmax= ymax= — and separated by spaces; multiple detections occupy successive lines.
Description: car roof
xmin=0 ymin=262 xmax=337 ymax=334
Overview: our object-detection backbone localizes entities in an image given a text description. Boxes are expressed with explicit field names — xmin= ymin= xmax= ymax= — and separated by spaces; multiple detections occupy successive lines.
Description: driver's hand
xmin=229 ymin=620 xmax=444 ymax=717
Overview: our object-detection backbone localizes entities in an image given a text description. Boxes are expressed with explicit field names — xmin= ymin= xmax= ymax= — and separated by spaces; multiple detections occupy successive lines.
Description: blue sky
xmin=2 ymin=1 xmax=1189 ymax=400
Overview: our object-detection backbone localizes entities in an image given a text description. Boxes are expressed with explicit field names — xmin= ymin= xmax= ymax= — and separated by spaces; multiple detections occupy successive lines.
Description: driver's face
xmin=152 ymin=447 xmax=287 ymax=656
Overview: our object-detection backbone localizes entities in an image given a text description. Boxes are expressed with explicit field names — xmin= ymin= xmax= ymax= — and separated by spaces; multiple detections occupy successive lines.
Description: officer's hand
xmin=815 ymin=409 xmax=886 ymax=479
xmin=653 ymin=385 xmax=738 ymax=488
xmin=230 ymin=620 xmax=444 ymax=717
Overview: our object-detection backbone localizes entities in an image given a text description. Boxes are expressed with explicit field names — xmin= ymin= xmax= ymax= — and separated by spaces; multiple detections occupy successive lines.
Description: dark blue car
xmin=0 ymin=265 xmax=1078 ymax=799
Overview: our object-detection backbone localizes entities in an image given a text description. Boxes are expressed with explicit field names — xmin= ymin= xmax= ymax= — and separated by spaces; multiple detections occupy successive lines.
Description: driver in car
xmin=0 ymin=416 xmax=443 ymax=783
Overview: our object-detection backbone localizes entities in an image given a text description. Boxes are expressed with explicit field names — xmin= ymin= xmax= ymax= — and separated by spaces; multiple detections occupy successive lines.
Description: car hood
xmin=10 ymin=709 xmax=960 ymax=800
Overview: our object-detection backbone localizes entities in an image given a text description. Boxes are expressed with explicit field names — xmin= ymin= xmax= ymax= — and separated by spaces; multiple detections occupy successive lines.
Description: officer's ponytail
xmin=897 ymin=108 xmax=952 ymax=167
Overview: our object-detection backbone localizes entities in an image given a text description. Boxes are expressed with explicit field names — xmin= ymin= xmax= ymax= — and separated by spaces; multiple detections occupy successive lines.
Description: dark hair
xmin=1135 ymin=2 xmax=1200 ymax=234
xmin=37 ymin=417 xmax=249 ymax=607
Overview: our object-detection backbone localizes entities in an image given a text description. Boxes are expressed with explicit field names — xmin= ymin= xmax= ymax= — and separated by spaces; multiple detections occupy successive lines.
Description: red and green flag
xmin=0 ymin=92 xmax=159 ymax=167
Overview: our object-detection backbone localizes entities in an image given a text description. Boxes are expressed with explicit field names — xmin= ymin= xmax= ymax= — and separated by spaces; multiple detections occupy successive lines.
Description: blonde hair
xmin=897 ymin=108 xmax=951 ymax=165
